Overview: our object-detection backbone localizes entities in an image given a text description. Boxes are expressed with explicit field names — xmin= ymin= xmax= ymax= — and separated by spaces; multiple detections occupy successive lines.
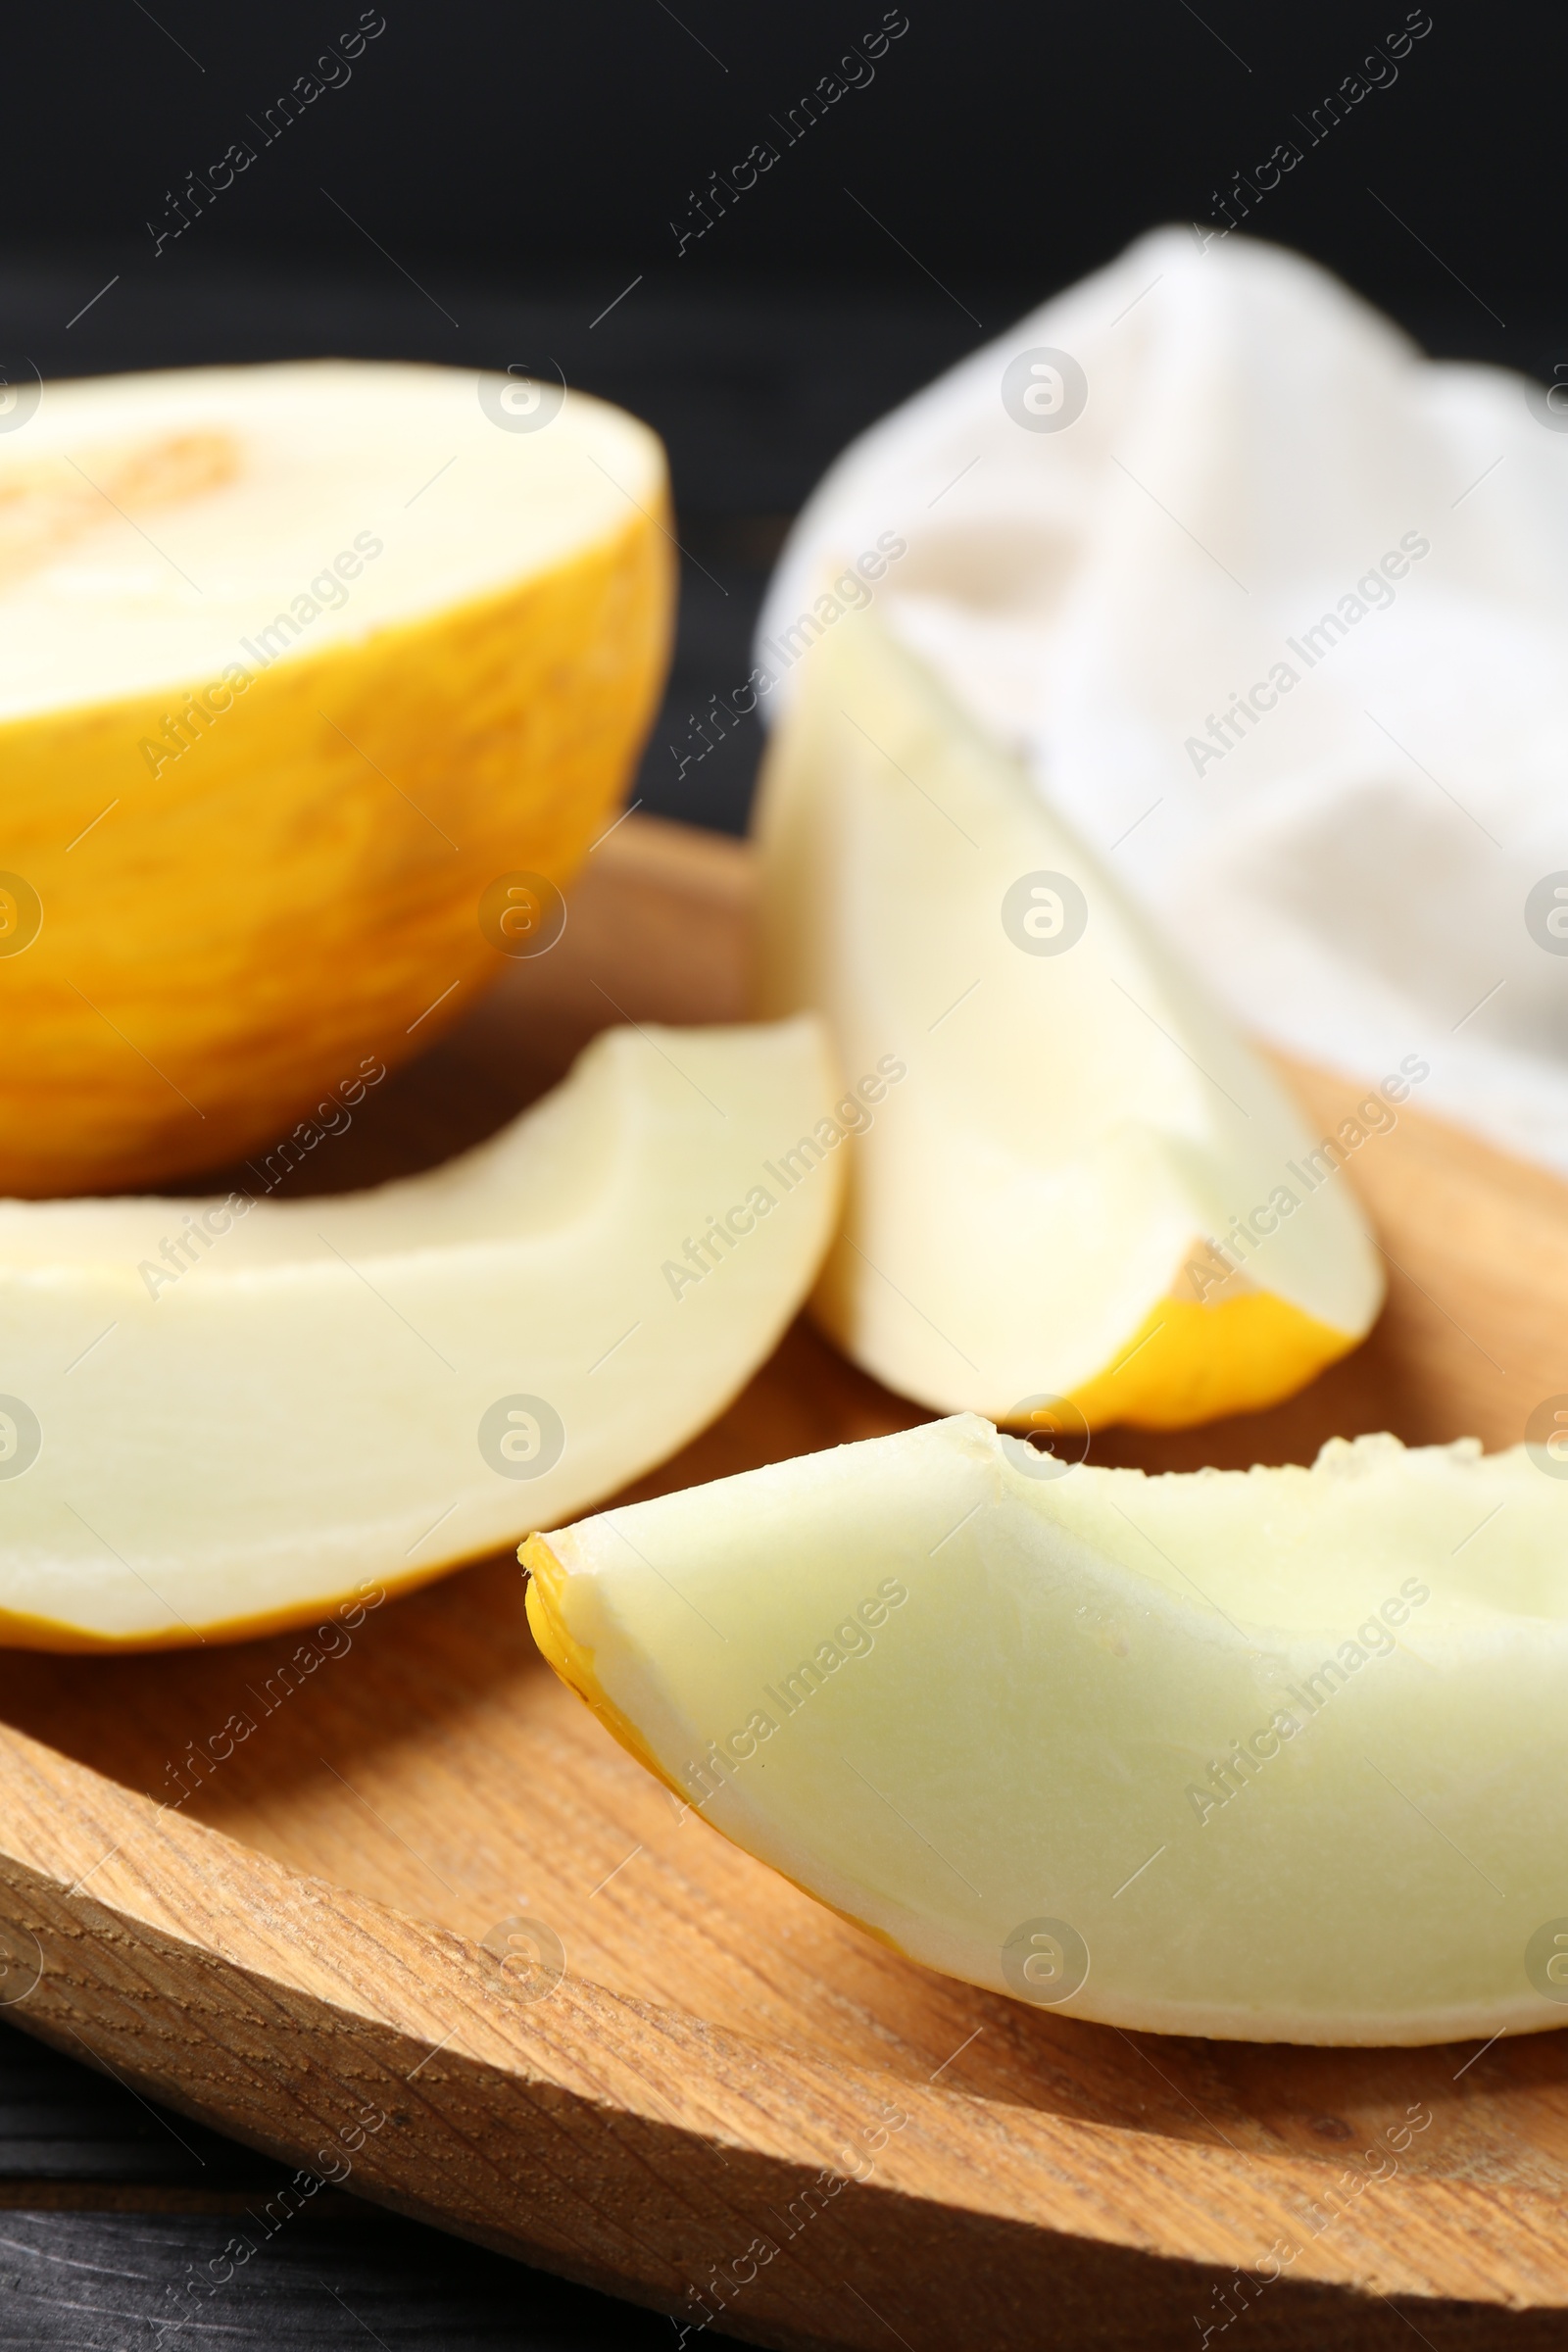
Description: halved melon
xmin=526 ymin=1414 xmax=1568 ymax=2044
xmin=0 ymin=1017 xmax=839 ymax=1645
xmin=753 ymin=614 xmax=1385 ymax=1429
xmin=0 ymin=360 xmax=671 ymax=1193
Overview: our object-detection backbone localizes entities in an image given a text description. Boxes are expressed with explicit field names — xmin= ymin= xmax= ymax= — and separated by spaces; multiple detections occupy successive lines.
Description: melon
xmin=0 ymin=359 xmax=671 ymax=1193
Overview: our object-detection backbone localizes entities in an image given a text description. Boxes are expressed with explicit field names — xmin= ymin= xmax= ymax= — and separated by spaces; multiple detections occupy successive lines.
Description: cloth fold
xmin=758 ymin=228 xmax=1568 ymax=1176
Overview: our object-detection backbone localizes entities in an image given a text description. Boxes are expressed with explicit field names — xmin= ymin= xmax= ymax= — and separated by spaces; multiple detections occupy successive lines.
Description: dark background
xmin=3 ymin=0 xmax=1556 ymax=321
xmin=0 ymin=3 xmax=1553 ymax=2341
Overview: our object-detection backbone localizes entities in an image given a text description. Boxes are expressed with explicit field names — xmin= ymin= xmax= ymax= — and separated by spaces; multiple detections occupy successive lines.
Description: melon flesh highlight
xmin=526 ymin=1415 xmax=1568 ymax=2044
xmin=753 ymin=613 xmax=1385 ymax=1428
xmin=0 ymin=1017 xmax=840 ymax=1645
xmin=0 ymin=360 xmax=661 ymax=712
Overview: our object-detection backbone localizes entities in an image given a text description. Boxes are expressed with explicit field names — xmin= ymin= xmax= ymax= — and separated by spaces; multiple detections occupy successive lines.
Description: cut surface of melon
xmin=753 ymin=613 xmax=1385 ymax=1428
xmin=526 ymin=1414 xmax=1568 ymax=2044
xmin=0 ymin=360 xmax=671 ymax=1193
xmin=0 ymin=1017 xmax=839 ymax=1645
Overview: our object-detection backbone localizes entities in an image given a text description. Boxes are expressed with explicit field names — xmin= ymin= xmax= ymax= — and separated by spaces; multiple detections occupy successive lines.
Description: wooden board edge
xmin=0 ymin=1716 xmax=1561 ymax=2336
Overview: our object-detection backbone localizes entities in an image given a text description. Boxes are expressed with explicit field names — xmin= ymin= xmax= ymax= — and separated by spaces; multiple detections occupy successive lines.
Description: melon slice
xmin=753 ymin=614 xmax=1385 ymax=1429
xmin=0 ymin=359 xmax=671 ymax=1194
xmin=526 ymin=1413 xmax=1568 ymax=2044
xmin=0 ymin=1017 xmax=839 ymax=1646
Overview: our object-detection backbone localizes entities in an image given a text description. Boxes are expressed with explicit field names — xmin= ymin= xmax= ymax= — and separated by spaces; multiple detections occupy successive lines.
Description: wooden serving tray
xmin=0 ymin=814 xmax=1565 ymax=2350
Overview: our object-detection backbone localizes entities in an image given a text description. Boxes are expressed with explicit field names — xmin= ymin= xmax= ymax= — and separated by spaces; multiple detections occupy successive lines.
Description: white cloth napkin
xmin=757 ymin=227 xmax=1568 ymax=1177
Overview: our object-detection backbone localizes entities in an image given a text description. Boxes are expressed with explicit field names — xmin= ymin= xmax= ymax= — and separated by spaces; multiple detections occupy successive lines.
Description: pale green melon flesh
xmin=752 ymin=613 xmax=1386 ymax=1416
xmin=0 ymin=1017 xmax=840 ymax=1641
xmin=540 ymin=1414 xmax=1568 ymax=2043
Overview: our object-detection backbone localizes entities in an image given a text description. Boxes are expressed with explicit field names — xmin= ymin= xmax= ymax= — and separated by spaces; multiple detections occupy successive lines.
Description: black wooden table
xmin=0 ymin=2011 xmax=684 ymax=2346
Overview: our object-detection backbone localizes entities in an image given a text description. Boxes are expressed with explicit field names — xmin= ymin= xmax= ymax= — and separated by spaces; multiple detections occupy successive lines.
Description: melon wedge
xmin=0 ymin=1016 xmax=839 ymax=1646
xmin=0 ymin=359 xmax=671 ymax=1194
xmin=526 ymin=1413 xmax=1568 ymax=2044
xmin=753 ymin=614 xmax=1385 ymax=1429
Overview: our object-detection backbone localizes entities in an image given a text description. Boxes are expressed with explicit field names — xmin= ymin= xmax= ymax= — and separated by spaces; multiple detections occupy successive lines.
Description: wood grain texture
xmin=0 ymin=813 xmax=1565 ymax=2351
